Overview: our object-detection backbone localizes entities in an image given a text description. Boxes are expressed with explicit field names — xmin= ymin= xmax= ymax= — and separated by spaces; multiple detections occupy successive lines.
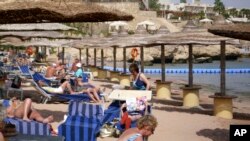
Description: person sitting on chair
xmin=6 ymin=97 xmax=53 ymax=123
xmin=74 ymin=63 xmax=104 ymax=95
xmin=45 ymin=63 xmax=57 ymax=78
xmin=71 ymin=58 xmax=80 ymax=72
xmin=129 ymin=64 xmax=150 ymax=90
xmin=117 ymin=115 xmax=158 ymax=141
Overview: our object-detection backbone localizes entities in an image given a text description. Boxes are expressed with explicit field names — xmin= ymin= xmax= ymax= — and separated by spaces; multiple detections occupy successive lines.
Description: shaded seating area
xmin=58 ymin=101 xmax=104 ymax=141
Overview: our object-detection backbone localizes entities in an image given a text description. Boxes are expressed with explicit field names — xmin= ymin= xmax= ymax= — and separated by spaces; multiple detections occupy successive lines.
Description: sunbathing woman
xmin=38 ymin=79 xmax=102 ymax=103
xmin=6 ymin=98 xmax=53 ymax=123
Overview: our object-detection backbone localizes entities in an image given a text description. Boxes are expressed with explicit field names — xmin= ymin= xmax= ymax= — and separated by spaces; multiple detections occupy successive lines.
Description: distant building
xmin=158 ymin=1 xmax=215 ymax=18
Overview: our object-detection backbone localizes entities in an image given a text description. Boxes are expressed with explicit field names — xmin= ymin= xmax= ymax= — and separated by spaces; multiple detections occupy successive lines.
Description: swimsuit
xmin=132 ymin=73 xmax=146 ymax=90
xmin=127 ymin=133 xmax=142 ymax=141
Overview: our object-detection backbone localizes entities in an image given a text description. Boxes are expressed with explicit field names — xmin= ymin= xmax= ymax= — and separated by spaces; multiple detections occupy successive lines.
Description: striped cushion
xmin=58 ymin=101 xmax=104 ymax=141
xmin=68 ymin=101 xmax=104 ymax=121
xmin=4 ymin=117 xmax=50 ymax=136
xmin=58 ymin=116 xmax=101 ymax=141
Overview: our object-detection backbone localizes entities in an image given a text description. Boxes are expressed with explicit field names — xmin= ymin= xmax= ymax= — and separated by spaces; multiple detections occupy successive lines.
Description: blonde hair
xmin=136 ymin=115 xmax=158 ymax=130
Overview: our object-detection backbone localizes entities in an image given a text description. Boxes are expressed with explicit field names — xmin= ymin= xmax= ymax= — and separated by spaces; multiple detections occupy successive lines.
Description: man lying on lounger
xmin=37 ymin=78 xmax=102 ymax=103
xmin=6 ymin=97 xmax=53 ymax=123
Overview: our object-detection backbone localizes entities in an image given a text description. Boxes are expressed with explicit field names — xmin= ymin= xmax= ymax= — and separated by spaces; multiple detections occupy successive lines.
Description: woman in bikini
xmin=117 ymin=115 xmax=158 ymax=141
xmin=6 ymin=98 xmax=53 ymax=123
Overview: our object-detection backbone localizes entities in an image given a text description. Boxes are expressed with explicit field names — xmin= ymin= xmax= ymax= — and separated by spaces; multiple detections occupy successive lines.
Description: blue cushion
xmin=58 ymin=101 xmax=104 ymax=141
xmin=4 ymin=117 xmax=50 ymax=136
xmin=68 ymin=101 xmax=104 ymax=121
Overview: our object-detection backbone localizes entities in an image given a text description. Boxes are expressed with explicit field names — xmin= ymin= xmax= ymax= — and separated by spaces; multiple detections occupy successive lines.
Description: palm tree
xmin=213 ymin=0 xmax=225 ymax=15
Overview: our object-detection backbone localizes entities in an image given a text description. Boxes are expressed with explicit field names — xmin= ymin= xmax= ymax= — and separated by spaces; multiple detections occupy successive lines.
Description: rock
xmin=194 ymin=57 xmax=212 ymax=63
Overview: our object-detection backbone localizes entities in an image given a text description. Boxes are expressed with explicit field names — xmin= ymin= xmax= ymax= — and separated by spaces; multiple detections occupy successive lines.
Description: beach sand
xmin=6 ymin=76 xmax=250 ymax=141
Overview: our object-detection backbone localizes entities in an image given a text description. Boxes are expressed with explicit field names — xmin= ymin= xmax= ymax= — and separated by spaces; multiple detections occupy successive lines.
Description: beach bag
xmin=11 ymin=75 xmax=22 ymax=89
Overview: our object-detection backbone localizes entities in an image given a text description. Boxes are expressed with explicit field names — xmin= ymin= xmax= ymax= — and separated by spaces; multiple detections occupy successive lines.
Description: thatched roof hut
xmin=208 ymin=24 xmax=250 ymax=41
xmin=0 ymin=0 xmax=133 ymax=24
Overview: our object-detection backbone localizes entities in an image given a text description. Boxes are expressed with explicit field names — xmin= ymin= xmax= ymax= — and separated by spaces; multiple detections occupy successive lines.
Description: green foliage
xmin=128 ymin=30 xmax=135 ymax=35
xmin=198 ymin=11 xmax=205 ymax=20
xmin=213 ymin=0 xmax=225 ymax=15
xmin=180 ymin=0 xmax=187 ymax=3
xmin=239 ymin=9 xmax=250 ymax=18
xmin=149 ymin=0 xmax=161 ymax=11
xmin=227 ymin=8 xmax=238 ymax=17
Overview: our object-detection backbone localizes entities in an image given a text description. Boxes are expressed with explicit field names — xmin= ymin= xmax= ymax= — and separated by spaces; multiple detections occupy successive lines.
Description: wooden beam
xmin=101 ymin=49 xmax=104 ymax=69
xmin=86 ymin=48 xmax=89 ymax=66
xmin=94 ymin=48 xmax=97 ymax=66
xmin=220 ymin=41 xmax=226 ymax=95
xmin=140 ymin=46 xmax=144 ymax=73
xmin=161 ymin=45 xmax=165 ymax=82
xmin=123 ymin=48 xmax=126 ymax=73
xmin=188 ymin=44 xmax=193 ymax=87
xmin=113 ymin=46 xmax=117 ymax=71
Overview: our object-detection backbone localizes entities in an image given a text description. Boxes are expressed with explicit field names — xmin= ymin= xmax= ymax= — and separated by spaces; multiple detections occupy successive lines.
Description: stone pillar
xmin=119 ymin=73 xmax=131 ymax=87
xmin=180 ymin=86 xmax=201 ymax=107
xmin=209 ymin=94 xmax=237 ymax=119
xmin=156 ymin=81 xmax=172 ymax=100
xmin=89 ymin=65 xmax=98 ymax=78
xmin=97 ymin=68 xmax=107 ymax=79
xmin=110 ymin=71 xmax=120 ymax=82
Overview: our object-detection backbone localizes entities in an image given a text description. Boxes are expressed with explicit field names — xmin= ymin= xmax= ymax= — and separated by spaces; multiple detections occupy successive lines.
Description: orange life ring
xmin=131 ymin=48 xmax=139 ymax=59
xmin=26 ymin=46 xmax=33 ymax=56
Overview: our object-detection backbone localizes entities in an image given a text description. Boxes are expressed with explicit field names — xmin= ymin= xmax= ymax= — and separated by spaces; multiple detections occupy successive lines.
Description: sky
xmin=171 ymin=0 xmax=250 ymax=9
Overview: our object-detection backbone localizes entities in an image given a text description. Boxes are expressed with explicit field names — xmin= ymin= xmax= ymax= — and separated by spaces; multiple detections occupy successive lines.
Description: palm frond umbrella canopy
xmin=0 ymin=31 xmax=81 ymax=40
xmin=8 ymin=39 xmax=74 ymax=47
xmin=0 ymin=23 xmax=76 ymax=31
xmin=208 ymin=24 xmax=250 ymax=41
xmin=0 ymin=0 xmax=134 ymax=24
xmin=182 ymin=20 xmax=208 ymax=33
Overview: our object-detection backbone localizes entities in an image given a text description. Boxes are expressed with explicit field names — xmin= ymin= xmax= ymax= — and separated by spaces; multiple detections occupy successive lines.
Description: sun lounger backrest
xmin=68 ymin=101 xmax=104 ymax=121
xmin=32 ymin=72 xmax=51 ymax=85
xmin=19 ymin=65 xmax=30 ymax=74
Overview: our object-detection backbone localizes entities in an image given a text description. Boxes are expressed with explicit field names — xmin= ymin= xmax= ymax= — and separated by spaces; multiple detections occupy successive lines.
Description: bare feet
xmin=43 ymin=115 xmax=54 ymax=123
xmin=23 ymin=117 xmax=31 ymax=122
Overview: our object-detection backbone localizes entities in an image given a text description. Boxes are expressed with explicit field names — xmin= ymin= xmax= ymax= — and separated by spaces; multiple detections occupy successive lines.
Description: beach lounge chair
xmin=31 ymin=72 xmax=95 ymax=103
xmin=58 ymin=101 xmax=104 ymax=141
xmin=17 ymin=65 xmax=32 ymax=79
xmin=2 ymin=99 xmax=51 ymax=136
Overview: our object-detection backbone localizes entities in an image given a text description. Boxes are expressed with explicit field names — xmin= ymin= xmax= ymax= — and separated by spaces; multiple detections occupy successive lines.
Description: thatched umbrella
xmin=5 ymin=39 xmax=74 ymax=48
xmin=0 ymin=0 xmax=133 ymax=24
xmin=0 ymin=23 xmax=76 ymax=31
xmin=208 ymin=24 xmax=250 ymax=41
xmin=0 ymin=31 xmax=80 ymax=40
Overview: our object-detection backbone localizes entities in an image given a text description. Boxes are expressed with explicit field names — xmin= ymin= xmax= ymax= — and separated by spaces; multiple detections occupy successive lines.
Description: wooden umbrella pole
xmin=123 ymin=48 xmax=126 ymax=73
xmin=188 ymin=44 xmax=193 ymax=87
xmin=86 ymin=48 xmax=89 ymax=66
xmin=94 ymin=48 xmax=97 ymax=66
xmin=62 ymin=47 xmax=65 ymax=64
xmin=140 ymin=46 xmax=144 ymax=73
xmin=113 ymin=46 xmax=117 ymax=71
xmin=79 ymin=49 xmax=82 ymax=62
xmin=161 ymin=45 xmax=165 ymax=82
xmin=101 ymin=49 xmax=104 ymax=69
xmin=220 ymin=41 xmax=226 ymax=96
